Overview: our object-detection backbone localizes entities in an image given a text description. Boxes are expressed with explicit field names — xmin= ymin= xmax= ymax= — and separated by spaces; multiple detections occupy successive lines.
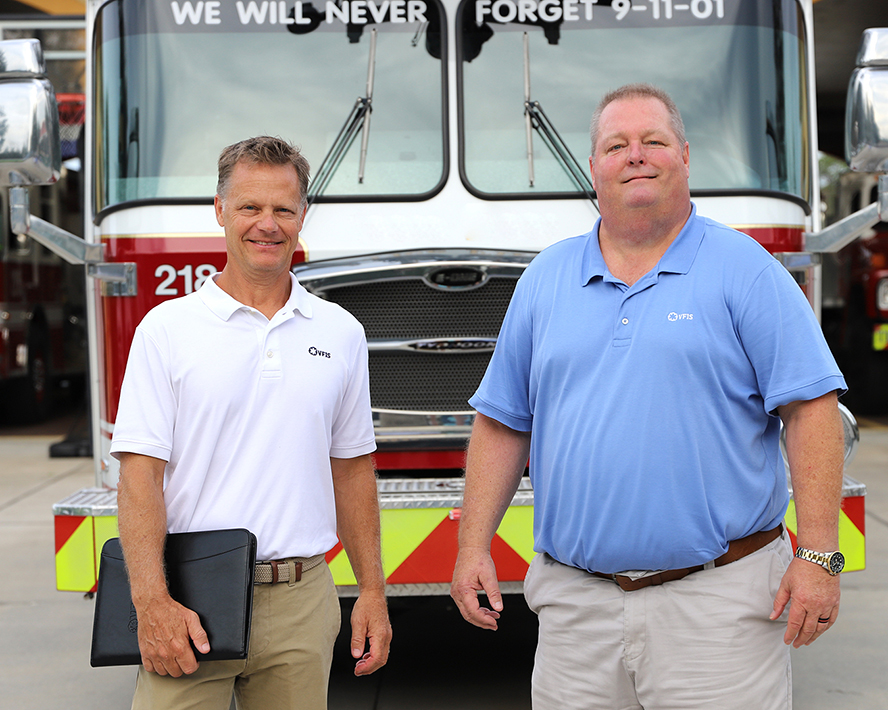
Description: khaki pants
xmin=524 ymin=533 xmax=793 ymax=710
xmin=132 ymin=561 xmax=341 ymax=710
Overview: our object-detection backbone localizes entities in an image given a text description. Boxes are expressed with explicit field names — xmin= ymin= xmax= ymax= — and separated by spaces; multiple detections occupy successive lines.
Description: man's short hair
xmin=217 ymin=136 xmax=311 ymax=206
xmin=589 ymin=83 xmax=686 ymax=161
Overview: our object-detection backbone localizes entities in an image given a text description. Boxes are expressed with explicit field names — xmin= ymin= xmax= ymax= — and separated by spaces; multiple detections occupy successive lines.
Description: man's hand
xmin=135 ymin=594 xmax=210 ymax=676
xmin=349 ymin=588 xmax=391 ymax=676
xmin=450 ymin=546 xmax=503 ymax=630
xmin=771 ymin=557 xmax=840 ymax=648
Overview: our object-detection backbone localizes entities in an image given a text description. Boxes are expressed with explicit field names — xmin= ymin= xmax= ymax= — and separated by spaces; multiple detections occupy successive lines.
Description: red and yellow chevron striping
xmin=784 ymin=495 xmax=866 ymax=572
xmin=54 ymin=515 xmax=118 ymax=592
xmin=53 ymin=492 xmax=866 ymax=593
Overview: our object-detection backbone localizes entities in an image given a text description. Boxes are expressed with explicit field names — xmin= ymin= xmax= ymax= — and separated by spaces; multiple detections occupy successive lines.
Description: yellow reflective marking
xmin=784 ymin=500 xmax=797 ymax=536
xmin=56 ymin=518 xmax=96 ymax=592
xmin=873 ymin=324 xmax=888 ymax=351
xmin=330 ymin=508 xmax=451 ymax=585
xmin=328 ymin=550 xmax=358 ymax=586
xmin=94 ymin=516 xmax=119 ymax=573
xmin=838 ymin=509 xmax=866 ymax=572
xmin=784 ymin=500 xmax=865 ymax=572
xmin=379 ymin=508 xmax=450 ymax=577
xmin=497 ymin=506 xmax=535 ymax=562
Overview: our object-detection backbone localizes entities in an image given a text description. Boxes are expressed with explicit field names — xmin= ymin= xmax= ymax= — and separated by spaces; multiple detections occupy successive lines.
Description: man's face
xmin=214 ymin=161 xmax=305 ymax=283
xmin=589 ymin=96 xmax=690 ymax=218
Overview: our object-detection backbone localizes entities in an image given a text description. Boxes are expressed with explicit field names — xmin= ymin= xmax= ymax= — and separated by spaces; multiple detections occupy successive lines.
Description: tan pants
xmin=132 ymin=561 xmax=341 ymax=710
xmin=524 ymin=533 xmax=794 ymax=710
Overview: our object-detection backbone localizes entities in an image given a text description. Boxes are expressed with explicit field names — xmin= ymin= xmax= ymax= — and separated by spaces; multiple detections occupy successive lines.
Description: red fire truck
xmin=0 ymin=0 xmax=882 ymax=596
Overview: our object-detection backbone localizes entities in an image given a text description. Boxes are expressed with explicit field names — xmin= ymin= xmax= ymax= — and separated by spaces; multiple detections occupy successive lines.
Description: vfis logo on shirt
xmin=308 ymin=346 xmax=331 ymax=358
xmin=667 ymin=312 xmax=694 ymax=321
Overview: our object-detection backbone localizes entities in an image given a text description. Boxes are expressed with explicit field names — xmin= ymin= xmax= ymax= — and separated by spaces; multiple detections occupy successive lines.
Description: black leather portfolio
xmin=90 ymin=528 xmax=257 ymax=667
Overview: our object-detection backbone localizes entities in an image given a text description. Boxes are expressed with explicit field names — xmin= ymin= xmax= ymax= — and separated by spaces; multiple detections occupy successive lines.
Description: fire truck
xmin=0 ymin=0 xmax=882 ymax=596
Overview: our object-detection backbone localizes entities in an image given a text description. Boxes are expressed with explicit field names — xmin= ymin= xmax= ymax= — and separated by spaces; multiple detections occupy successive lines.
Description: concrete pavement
xmin=1 ymin=417 xmax=886 ymax=709
xmin=790 ymin=418 xmax=888 ymax=708
xmin=0 ymin=431 xmax=135 ymax=708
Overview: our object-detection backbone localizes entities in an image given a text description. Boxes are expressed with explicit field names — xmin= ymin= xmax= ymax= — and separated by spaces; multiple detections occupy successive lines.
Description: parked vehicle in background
xmin=0 ymin=93 xmax=86 ymax=423
xmin=820 ymin=163 xmax=888 ymax=414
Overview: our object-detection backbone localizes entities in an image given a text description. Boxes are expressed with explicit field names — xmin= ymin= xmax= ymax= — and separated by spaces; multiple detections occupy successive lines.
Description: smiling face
xmin=214 ymin=160 xmax=306 ymax=287
xmin=589 ymin=95 xmax=690 ymax=224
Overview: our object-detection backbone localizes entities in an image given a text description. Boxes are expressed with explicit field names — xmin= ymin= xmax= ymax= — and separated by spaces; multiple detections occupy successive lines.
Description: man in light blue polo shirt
xmin=451 ymin=84 xmax=846 ymax=710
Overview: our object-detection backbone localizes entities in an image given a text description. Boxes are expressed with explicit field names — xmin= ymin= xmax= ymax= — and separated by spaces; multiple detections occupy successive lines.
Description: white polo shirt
xmin=110 ymin=273 xmax=376 ymax=560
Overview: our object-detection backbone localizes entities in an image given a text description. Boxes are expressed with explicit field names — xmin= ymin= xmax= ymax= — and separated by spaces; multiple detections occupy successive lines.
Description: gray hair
xmin=589 ymin=84 xmax=686 ymax=161
xmin=216 ymin=136 xmax=311 ymax=207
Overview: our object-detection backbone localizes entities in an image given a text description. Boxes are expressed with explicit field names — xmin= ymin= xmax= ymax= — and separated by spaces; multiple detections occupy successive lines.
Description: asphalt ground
xmin=1 ymin=410 xmax=886 ymax=709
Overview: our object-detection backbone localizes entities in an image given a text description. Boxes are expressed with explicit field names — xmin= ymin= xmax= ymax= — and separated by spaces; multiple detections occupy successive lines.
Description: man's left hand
xmin=771 ymin=557 xmax=840 ymax=648
xmin=349 ymin=588 xmax=392 ymax=675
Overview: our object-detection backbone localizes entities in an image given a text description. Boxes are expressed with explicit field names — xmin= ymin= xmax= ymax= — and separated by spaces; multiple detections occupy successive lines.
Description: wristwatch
xmin=794 ymin=547 xmax=845 ymax=575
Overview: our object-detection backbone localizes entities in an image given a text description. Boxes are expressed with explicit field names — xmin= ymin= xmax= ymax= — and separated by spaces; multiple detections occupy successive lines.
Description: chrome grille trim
xmin=367 ymin=338 xmax=497 ymax=353
xmin=293 ymin=250 xmax=532 ymax=440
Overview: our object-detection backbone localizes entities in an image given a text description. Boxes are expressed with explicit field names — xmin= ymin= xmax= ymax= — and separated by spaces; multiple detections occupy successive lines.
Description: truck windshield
xmin=95 ymin=0 xmax=445 ymax=213
xmin=459 ymin=0 xmax=810 ymax=201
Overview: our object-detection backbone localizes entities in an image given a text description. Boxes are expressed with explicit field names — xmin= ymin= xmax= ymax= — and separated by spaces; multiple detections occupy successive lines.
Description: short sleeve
xmin=469 ymin=269 xmax=535 ymax=432
xmin=736 ymin=260 xmax=846 ymax=413
xmin=109 ymin=323 xmax=176 ymax=462
xmin=329 ymin=322 xmax=377 ymax=458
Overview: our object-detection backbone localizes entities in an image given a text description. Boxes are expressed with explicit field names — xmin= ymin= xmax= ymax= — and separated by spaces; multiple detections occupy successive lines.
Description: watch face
xmin=829 ymin=552 xmax=845 ymax=575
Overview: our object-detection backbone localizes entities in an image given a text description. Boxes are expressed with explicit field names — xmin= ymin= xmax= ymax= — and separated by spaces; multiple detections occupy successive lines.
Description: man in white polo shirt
xmin=111 ymin=136 xmax=390 ymax=710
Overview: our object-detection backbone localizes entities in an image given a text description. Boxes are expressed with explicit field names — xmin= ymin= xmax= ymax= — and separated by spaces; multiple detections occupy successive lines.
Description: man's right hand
xmin=135 ymin=594 xmax=210 ymax=676
xmin=450 ymin=546 xmax=503 ymax=630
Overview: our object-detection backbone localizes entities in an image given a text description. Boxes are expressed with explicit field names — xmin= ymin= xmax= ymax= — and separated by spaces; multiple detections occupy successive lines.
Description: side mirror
xmin=0 ymin=38 xmax=61 ymax=187
xmin=846 ymin=29 xmax=888 ymax=173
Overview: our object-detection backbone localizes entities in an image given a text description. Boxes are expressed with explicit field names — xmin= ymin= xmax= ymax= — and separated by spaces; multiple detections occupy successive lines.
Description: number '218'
xmin=154 ymin=264 xmax=217 ymax=296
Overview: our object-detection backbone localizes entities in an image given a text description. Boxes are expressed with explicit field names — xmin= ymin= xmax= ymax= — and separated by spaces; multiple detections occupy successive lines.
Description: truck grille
xmin=325 ymin=278 xmax=518 ymax=339
xmin=368 ymin=351 xmax=494 ymax=411
xmin=318 ymin=275 xmax=519 ymax=412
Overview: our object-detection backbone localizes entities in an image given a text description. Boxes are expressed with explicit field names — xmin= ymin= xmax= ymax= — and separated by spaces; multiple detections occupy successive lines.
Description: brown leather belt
xmin=254 ymin=554 xmax=325 ymax=585
xmin=592 ymin=525 xmax=782 ymax=592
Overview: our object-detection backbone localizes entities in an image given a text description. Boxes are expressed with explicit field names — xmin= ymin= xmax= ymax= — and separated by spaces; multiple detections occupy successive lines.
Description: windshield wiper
xmin=357 ymin=27 xmax=378 ymax=184
xmin=411 ymin=21 xmax=428 ymax=48
xmin=523 ymin=32 xmax=598 ymax=210
xmin=308 ymin=28 xmax=377 ymax=204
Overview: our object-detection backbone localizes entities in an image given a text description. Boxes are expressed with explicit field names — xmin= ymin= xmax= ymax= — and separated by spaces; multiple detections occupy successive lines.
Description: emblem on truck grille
xmin=424 ymin=266 xmax=488 ymax=290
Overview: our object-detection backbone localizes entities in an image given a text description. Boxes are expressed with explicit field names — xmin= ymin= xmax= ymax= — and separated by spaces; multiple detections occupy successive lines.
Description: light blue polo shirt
xmin=470 ymin=205 xmax=846 ymax=574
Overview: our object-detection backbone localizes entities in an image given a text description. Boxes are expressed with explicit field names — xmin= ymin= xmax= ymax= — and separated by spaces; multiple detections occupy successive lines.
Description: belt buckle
xmin=611 ymin=574 xmax=637 ymax=591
